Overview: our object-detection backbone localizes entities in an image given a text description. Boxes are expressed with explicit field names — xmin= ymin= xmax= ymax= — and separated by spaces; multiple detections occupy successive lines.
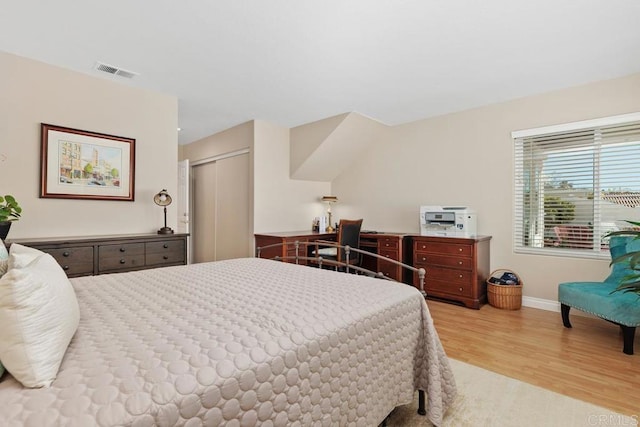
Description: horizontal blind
xmin=514 ymin=119 xmax=640 ymax=257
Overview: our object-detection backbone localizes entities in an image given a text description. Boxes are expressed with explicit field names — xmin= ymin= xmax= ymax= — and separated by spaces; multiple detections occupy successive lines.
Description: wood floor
xmin=427 ymin=300 xmax=640 ymax=417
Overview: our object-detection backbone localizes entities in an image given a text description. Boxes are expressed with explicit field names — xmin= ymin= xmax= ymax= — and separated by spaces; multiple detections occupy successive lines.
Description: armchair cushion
xmin=558 ymin=281 xmax=640 ymax=327
xmin=605 ymin=235 xmax=640 ymax=284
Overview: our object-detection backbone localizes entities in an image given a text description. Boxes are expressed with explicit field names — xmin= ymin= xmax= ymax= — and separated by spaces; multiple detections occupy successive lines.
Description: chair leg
xmin=561 ymin=304 xmax=572 ymax=328
xmin=620 ymin=325 xmax=636 ymax=355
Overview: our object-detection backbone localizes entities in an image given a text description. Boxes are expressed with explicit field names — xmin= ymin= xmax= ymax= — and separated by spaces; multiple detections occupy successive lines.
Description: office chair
xmin=313 ymin=219 xmax=363 ymax=269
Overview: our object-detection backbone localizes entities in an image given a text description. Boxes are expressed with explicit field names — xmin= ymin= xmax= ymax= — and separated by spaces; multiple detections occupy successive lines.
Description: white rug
xmin=387 ymin=359 xmax=638 ymax=426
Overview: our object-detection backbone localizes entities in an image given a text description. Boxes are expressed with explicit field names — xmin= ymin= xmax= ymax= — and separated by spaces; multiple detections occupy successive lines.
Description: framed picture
xmin=40 ymin=123 xmax=135 ymax=201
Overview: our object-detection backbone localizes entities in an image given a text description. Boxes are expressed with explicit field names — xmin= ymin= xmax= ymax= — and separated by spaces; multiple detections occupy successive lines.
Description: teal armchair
xmin=558 ymin=235 xmax=640 ymax=355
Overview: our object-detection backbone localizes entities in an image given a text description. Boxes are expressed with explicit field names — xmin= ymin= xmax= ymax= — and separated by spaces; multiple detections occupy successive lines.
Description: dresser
xmin=411 ymin=235 xmax=491 ymax=309
xmin=8 ymin=233 xmax=188 ymax=277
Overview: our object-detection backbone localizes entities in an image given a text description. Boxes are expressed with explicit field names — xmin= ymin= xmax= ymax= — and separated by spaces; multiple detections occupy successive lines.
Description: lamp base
xmin=157 ymin=227 xmax=174 ymax=235
xmin=325 ymin=225 xmax=335 ymax=233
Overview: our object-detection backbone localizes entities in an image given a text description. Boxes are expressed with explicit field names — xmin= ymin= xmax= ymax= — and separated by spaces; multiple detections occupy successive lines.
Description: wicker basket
xmin=487 ymin=269 xmax=523 ymax=310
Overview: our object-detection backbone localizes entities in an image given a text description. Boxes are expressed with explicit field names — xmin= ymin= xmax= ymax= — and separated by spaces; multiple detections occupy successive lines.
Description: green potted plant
xmin=0 ymin=194 xmax=22 ymax=240
xmin=605 ymin=220 xmax=640 ymax=296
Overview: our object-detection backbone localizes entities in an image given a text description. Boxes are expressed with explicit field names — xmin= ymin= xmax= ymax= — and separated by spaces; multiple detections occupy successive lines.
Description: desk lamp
xmin=154 ymin=189 xmax=174 ymax=234
xmin=321 ymin=195 xmax=338 ymax=232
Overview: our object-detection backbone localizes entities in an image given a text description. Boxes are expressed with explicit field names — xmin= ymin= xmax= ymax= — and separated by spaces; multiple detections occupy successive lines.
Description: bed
xmin=0 ymin=257 xmax=456 ymax=426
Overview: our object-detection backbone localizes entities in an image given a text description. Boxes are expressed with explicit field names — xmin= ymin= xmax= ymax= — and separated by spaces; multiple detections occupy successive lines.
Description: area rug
xmin=386 ymin=359 xmax=638 ymax=426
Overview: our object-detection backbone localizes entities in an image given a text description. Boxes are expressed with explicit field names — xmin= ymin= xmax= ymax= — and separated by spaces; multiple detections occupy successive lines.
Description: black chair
xmin=313 ymin=219 xmax=363 ymax=268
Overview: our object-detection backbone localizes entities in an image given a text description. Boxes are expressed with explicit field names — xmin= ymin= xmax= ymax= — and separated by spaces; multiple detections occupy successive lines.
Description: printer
xmin=419 ymin=206 xmax=477 ymax=237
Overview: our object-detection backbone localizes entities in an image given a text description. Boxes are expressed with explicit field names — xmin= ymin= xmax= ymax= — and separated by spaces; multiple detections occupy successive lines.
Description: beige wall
xmin=333 ymin=73 xmax=640 ymax=303
xmin=0 ymin=52 xmax=178 ymax=239
xmin=253 ymin=120 xmax=330 ymax=233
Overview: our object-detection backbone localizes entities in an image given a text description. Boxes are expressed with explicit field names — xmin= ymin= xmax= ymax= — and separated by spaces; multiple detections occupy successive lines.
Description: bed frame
xmin=256 ymin=240 xmax=428 ymax=421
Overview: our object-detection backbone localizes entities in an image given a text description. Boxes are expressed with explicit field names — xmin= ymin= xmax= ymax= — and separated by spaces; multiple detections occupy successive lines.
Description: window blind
xmin=514 ymin=116 xmax=640 ymax=258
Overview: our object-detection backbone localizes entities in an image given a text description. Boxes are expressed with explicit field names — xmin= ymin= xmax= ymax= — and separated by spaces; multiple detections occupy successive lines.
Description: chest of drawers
xmin=368 ymin=234 xmax=406 ymax=282
xmin=8 ymin=233 xmax=188 ymax=277
xmin=412 ymin=235 xmax=491 ymax=309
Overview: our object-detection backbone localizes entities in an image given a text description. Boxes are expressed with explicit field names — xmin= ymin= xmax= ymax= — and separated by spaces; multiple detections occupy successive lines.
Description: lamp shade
xmin=321 ymin=195 xmax=338 ymax=203
xmin=154 ymin=189 xmax=172 ymax=207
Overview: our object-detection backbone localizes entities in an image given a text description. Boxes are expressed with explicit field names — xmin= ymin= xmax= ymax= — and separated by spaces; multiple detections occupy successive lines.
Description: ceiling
xmin=1 ymin=1 xmax=640 ymax=145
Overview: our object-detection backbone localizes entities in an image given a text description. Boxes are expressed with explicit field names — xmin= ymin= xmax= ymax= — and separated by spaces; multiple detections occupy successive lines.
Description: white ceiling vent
xmin=94 ymin=62 xmax=138 ymax=79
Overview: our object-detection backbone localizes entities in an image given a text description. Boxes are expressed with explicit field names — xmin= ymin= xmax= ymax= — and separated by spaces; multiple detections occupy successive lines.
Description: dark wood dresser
xmin=411 ymin=235 xmax=491 ymax=309
xmin=7 ymin=233 xmax=188 ymax=277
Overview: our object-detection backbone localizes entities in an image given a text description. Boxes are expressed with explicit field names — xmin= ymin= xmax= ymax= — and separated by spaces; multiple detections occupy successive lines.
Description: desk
xmin=254 ymin=231 xmax=409 ymax=282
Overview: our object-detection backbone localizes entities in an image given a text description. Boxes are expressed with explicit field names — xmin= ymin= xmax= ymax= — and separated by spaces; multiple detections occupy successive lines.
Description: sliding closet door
xmin=215 ymin=153 xmax=250 ymax=260
xmin=191 ymin=151 xmax=250 ymax=263
xmin=192 ymin=161 xmax=217 ymax=263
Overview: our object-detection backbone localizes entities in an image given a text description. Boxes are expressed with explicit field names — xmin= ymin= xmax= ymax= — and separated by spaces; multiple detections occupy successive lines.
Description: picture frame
xmin=40 ymin=123 xmax=135 ymax=201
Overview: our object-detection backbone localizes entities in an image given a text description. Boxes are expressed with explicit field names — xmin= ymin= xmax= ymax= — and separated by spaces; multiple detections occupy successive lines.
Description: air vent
xmin=94 ymin=62 xmax=139 ymax=79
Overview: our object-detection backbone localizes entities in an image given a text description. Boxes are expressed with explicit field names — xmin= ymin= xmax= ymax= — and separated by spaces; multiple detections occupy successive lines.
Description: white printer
xmin=419 ymin=206 xmax=477 ymax=237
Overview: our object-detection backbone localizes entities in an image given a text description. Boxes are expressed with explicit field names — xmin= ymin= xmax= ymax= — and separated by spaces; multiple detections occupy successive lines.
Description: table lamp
xmin=321 ymin=195 xmax=338 ymax=232
xmin=154 ymin=189 xmax=174 ymax=234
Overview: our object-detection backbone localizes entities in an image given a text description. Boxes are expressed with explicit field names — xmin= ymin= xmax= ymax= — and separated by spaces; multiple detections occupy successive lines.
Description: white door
xmin=177 ymin=159 xmax=191 ymax=263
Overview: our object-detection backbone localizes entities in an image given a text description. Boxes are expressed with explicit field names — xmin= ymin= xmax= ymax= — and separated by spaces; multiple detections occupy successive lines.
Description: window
xmin=513 ymin=113 xmax=640 ymax=259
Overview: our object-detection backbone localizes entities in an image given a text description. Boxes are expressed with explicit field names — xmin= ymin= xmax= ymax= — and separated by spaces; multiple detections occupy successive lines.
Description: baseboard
xmin=522 ymin=296 xmax=560 ymax=312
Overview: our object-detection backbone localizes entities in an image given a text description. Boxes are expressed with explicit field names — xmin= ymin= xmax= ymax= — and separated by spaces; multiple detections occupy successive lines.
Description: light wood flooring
xmin=427 ymin=300 xmax=639 ymax=417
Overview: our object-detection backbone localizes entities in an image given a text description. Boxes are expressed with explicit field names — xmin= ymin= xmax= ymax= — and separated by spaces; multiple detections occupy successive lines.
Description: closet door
xmin=191 ymin=152 xmax=250 ymax=263
xmin=192 ymin=161 xmax=217 ymax=263
xmin=216 ymin=153 xmax=250 ymax=260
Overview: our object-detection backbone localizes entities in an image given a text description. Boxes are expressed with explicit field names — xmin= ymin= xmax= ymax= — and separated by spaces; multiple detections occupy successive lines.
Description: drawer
xmin=378 ymin=237 xmax=399 ymax=250
xmin=146 ymin=251 xmax=185 ymax=266
xmin=146 ymin=239 xmax=186 ymax=254
xmin=413 ymin=253 xmax=473 ymax=270
xmin=424 ymin=265 xmax=473 ymax=284
xmin=99 ymin=254 xmax=145 ymax=272
xmin=99 ymin=242 xmax=145 ymax=272
xmin=414 ymin=241 xmax=473 ymax=258
xmin=99 ymin=243 xmax=144 ymax=258
xmin=378 ymin=250 xmax=401 ymax=281
xmin=377 ymin=262 xmax=400 ymax=281
xmin=378 ymin=248 xmax=399 ymax=261
xmin=425 ymin=279 xmax=473 ymax=298
xmin=46 ymin=246 xmax=94 ymax=276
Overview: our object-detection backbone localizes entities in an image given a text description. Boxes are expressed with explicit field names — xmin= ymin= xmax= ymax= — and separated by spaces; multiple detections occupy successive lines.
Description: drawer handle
xmin=163 ymin=255 xmax=169 ymax=260
xmin=459 ymin=287 xmax=463 ymax=292
xmin=385 ymin=255 xmax=390 ymax=258
xmin=459 ymin=248 xmax=463 ymax=252
xmin=459 ymin=274 xmax=463 ymax=278
xmin=63 ymin=265 xmax=69 ymax=271
xmin=422 ymin=245 xmax=426 ymax=249
xmin=120 ymin=259 xmax=126 ymax=264
xmin=385 ymin=243 xmax=389 ymax=247
xmin=163 ymin=244 xmax=169 ymax=248
xmin=119 ymin=248 xmax=126 ymax=252
xmin=458 ymin=261 xmax=463 ymax=265
xmin=422 ymin=257 xmax=426 ymax=261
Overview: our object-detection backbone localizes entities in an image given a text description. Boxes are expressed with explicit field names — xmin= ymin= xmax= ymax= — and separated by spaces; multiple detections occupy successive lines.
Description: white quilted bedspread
xmin=0 ymin=258 xmax=456 ymax=426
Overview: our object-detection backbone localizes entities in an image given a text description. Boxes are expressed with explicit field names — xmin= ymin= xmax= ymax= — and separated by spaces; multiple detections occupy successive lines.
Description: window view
xmin=514 ymin=117 xmax=640 ymax=258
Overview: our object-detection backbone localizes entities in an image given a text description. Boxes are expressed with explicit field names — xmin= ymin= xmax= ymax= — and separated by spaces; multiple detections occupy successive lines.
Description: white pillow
xmin=0 ymin=252 xmax=80 ymax=387
xmin=0 ymin=239 xmax=7 ymax=378
xmin=0 ymin=238 xmax=8 ymax=278
xmin=8 ymin=243 xmax=45 ymax=270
